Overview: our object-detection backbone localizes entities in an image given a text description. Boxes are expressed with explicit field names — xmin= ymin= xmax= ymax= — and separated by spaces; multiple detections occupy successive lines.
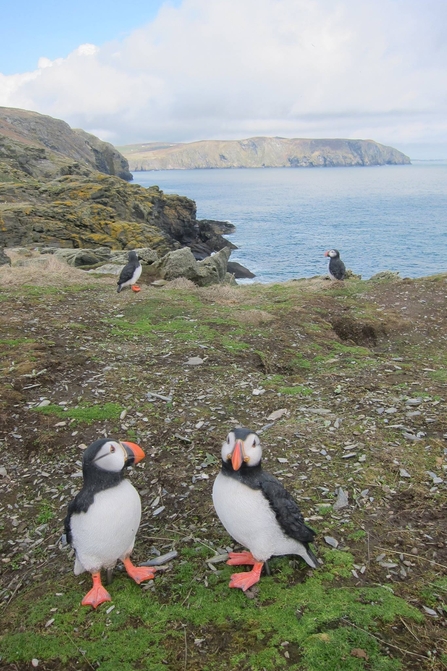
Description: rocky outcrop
xmin=227 ymin=261 xmax=255 ymax=279
xmin=42 ymin=246 xmax=158 ymax=268
xmin=119 ymin=136 xmax=411 ymax=171
xmin=0 ymin=107 xmax=243 ymax=271
xmin=150 ymin=246 xmax=234 ymax=286
xmin=0 ymin=174 xmax=234 ymax=255
xmin=0 ymin=107 xmax=132 ymax=181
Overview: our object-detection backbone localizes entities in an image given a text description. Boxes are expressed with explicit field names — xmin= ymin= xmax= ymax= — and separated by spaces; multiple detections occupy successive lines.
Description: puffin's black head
xmin=127 ymin=251 xmax=139 ymax=262
xmin=82 ymin=438 xmax=145 ymax=480
xmin=324 ymin=249 xmax=340 ymax=259
xmin=221 ymin=428 xmax=262 ymax=471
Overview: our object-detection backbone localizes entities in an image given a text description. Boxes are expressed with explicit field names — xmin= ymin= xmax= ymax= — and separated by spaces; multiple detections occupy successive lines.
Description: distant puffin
xmin=212 ymin=428 xmax=318 ymax=591
xmin=117 ymin=251 xmax=142 ymax=292
xmin=64 ymin=438 xmax=156 ymax=608
xmin=324 ymin=249 xmax=346 ymax=280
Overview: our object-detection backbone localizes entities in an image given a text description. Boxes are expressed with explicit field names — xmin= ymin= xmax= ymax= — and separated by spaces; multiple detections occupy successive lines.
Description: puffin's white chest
xmin=123 ymin=264 xmax=142 ymax=287
xmin=70 ymin=479 xmax=141 ymax=574
xmin=212 ymin=472 xmax=306 ymax=562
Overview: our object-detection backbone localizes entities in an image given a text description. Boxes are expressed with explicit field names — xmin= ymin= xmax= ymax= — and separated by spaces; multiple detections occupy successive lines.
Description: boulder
xmin=87 ymin=263 xmax=122 ymax=275
xmin=0 ymin=248 xmax=11 ymax=266
xmin=54 ymin=248 xmax=110 ymax=267
xmin=151 ymin=246 xmax=232 ymax=286
xmin=196 ymin=247 xmax=231 ymax=285
xmin=227 ymin=261 xmax=256 ymax=279
xmin=47 ymin=246 xmax=158 ymax=268
xmin=109 ymin=248 xmax=158 ymax=265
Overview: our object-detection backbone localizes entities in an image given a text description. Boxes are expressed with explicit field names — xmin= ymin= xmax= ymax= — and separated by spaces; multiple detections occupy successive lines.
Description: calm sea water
xmin=133 ymin=162 xmax=447 ymax=283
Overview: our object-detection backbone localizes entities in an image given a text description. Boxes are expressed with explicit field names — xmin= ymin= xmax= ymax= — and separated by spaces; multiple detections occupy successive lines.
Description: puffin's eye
xmin=252 ymin=440 xmax=257 ymax=448
xmin=227 ymin=436 xmax=230 ymax=444
xmin=110 ymin=445 xmax=116 ymax=453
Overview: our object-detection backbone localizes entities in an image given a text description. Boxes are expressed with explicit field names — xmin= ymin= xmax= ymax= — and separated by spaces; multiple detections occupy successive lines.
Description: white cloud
xmin=1 ymin=0 xmax=446 ymax=148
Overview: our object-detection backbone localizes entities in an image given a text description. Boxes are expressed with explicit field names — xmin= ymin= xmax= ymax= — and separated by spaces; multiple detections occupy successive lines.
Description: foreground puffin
xmin=324 ymin=249 xmax=346 ymax=280
xmin=64 ymin=438 xmax=156 ymax=608
xmin=117 ymin=251 xmax=142 ymax=293
xmin=212 ymin=428 xmax=318 ymax=591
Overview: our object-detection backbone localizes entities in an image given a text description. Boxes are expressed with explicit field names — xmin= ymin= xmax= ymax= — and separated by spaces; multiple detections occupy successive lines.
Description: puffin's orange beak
xmin=324 ymin=251 xmax=329 ymax=257
xmin=121 ymin=440 xmax=145 ymax=465
xmin=231 ymin=440 xmax=244 ymax=471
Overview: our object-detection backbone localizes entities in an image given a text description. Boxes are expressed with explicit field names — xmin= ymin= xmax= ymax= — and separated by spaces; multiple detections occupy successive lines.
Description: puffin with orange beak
xmin=65 ymin=438 xmax=156 ymax=608
xmin=212 ymin=428 xmax=318 ymax=591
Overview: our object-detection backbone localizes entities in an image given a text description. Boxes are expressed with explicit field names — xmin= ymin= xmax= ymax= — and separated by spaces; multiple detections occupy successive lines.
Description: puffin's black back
xmin=64 ymin=439 xmax=125 ymax=544
xmin=117 ymin=251 xmax=140 ymax=286
xmin=329 ymin=251 xmax=346 ymax=280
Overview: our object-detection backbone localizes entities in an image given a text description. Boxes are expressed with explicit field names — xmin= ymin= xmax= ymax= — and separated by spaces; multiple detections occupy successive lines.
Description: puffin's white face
xmin=222 ymin=430 xmax=262 ymax=470
xmin=92 ymin=440 xmax=130 ymax=472
xmin=326 ymin=249 xmax=339 ymax=258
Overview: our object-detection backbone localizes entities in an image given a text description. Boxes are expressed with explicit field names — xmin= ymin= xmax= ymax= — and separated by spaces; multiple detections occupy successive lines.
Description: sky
xmin=1 ymin=0 xmax=447 ymax=158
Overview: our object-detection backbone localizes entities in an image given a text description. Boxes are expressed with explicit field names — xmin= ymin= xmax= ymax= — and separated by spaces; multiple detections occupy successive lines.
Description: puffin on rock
xmin=212 ymin=428 xmax=318 ymax=591
xmin=64 ymin=438 xmax=156 ymax=608
xmin=324 ymin=249 xmax=346 ymax=281
xmin=117 ymin=251 xmax=142 ymax=293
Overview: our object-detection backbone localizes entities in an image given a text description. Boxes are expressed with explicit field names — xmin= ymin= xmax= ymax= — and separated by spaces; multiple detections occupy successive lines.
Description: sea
xmin=132 ymin=162 xmax=447 ymax=283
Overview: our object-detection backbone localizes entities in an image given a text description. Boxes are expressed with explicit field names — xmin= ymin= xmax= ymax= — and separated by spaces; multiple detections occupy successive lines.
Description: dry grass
xmin=197 ymin=283 xmax=244 ymax=303
xmin=232 ymin=309 xmax=276 ymax=325
xmin=0 ymin=254 xmax=113 ymax=287
xmin=162 ymin=277 xmax=198 ymax=290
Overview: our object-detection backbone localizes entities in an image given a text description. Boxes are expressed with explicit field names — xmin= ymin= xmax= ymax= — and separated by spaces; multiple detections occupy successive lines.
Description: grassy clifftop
xmin=0 ymin=258 xmax=446 ymax=671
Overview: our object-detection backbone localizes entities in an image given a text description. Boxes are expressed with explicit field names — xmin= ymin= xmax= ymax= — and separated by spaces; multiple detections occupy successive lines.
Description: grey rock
xmin=151 ymin=246 xmax=232 ymax=286
xmin=333 ymin=487 xmax=349 ymax=510
xmin=0 ymin=248 xmax=11 ymax=266
xmin=87 ymin=264 xmax=122 ymax=275
xmin=109 ymin=248 xmax=158 ymax=265
xmin=141 ymin=550 xmax=178 ymax=566
xmin=227 ymin=261 xmax=256 ymax=279
xmin=54 ymin=248 xmax=110 ymax=267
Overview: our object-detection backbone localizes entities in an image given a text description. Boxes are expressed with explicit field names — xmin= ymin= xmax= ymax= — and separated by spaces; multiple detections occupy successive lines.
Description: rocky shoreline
xmin=0 ymin=107 xmax=258 ymax=280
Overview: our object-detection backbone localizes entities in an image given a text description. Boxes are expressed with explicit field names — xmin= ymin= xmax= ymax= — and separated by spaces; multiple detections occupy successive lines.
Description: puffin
xmin=117 ymin=251 xmax=142 ymax=292
xmin=324 ymin=249 xmax=346 ymax=281
xmin=64 ymin=438 xmax=156 ymax=608
xmin=212 ymin=428 xmax=318 ymax=591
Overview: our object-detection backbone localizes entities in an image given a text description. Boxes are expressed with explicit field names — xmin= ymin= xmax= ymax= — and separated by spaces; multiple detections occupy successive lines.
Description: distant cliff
xmin=0 ymin=107 xmax=132 ymax=181
xmin=118 ymin=137 xmax=411 ymax=171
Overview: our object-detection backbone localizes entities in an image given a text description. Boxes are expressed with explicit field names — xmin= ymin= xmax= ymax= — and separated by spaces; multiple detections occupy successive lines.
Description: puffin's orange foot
xmin=123 ymin=558 xmax=157 ymax=584
xmin=227 ymin=551 xmax=256 ymax=566
xmin=81 ymin=573 xmax=111 ymax=608
xmin=229 ymin=562 xmax=264 ymax=591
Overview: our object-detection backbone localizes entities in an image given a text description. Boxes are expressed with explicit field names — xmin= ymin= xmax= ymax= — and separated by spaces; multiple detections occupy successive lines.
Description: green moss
xmin=33 ymin=402 xmax=124 ymax=424
xmin=0 ymin=545 xmax=423 ymax=671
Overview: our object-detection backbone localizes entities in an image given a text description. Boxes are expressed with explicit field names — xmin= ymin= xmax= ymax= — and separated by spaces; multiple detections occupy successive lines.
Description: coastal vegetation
xmin=0 ymin=257 xmax=446 ymax=670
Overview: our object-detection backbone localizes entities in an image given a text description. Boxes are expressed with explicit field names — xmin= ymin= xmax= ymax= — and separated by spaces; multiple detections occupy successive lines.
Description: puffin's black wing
xmin=118 ymin=261 xmax=138 ymax=285
xmin=259 ymin=473 xmax=316 ymax=544
xmin=64 ymin=488 xmax=96 ymax=545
